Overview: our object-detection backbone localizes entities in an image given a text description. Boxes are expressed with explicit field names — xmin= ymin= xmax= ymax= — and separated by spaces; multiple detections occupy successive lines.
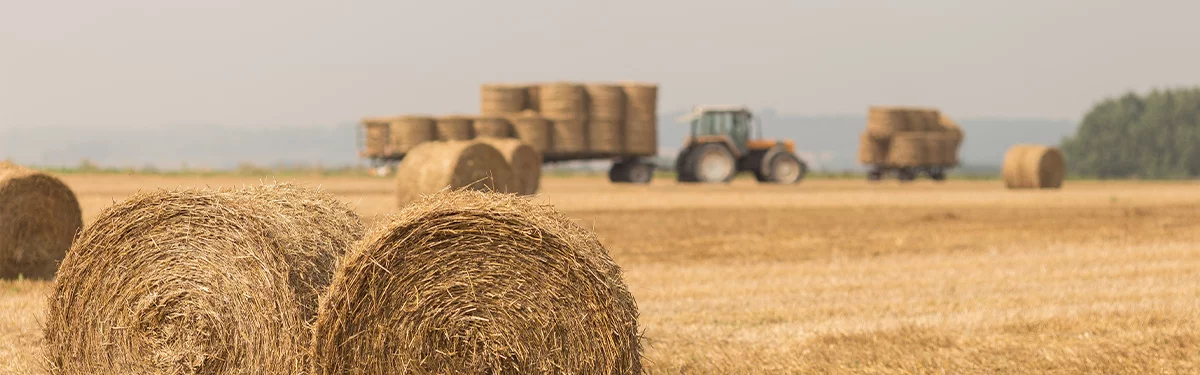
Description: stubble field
xmin=3 ymin=175 xmax=1199 ymax=374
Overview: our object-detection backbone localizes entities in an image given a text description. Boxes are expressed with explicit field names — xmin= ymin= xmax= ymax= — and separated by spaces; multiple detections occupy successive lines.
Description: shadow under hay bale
xmin=311 ymin=190 xmax=642 ymax=375
xmin=477 ymin=137 xmax=542 ymax=195
xmin=0 ymin=162 xmax=82 ymax=280
xmin=43 ymin=183 xmax=363 ymax=374
xmin=394 ymin=141 xmax=517 ymax=207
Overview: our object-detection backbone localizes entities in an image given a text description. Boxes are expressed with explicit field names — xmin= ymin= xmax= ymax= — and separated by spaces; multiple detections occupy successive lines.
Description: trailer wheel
xmin=897 ymin=168 xmax=917 ymax=182
xmin=608 ymin=162 xmax=629 ymax=183
xmin=611 ymin=160 xmax=654 ymax=184
xmin=867 ymin=168 xmax=883 ymax=181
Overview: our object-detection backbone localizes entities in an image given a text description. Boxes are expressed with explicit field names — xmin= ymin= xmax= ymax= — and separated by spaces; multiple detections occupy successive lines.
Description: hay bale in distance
xmin=548 ymin=117 xmax=587 ymax=155
xmin=360 ymin=119 xmax=390 ymax=157
xmin=526 ymin=85 xmax=541 ymax=112
xmin=588 ymin=119 xmax=624 ymax=154
xmin=477 ymin=137 xmax=542 ymax=195
xmin=394 ymin=141 xmax=517 ymax=206
xmin=0 ymin=163 xmax=82 ymax=279
xmin=584 ymin=84 xmax=626 ymax=121
xmin=622 ymin=82 xmax=658 ymax=156
xmin=473 ymin=116 xmax=513 ymax=138
xmin=867 ymin=106 xmax=911 ymax=137
xmin=435 ymin=115 xmax=476 ymax=141
xmin=1003 ymin=144 xmax=1065 ymax=189
xmin=387 ymin=116 xmax=437 ymax=154
xmin=480 ymin=84 xmax=529 ymax=115
xmin=311 ymin=190 xmax=641 ymax=375
xmin=885 ymin=132 xmax=928 ymax=167
xmin=537 ymin=82 xmax=586 ymax=121
xmin=43 ymin=183 xmax=364 ymax=374
xmin=509 ymin=111 xmax=553 ymax=152
xmin=857 ymin=132 xmax=889 ymax=165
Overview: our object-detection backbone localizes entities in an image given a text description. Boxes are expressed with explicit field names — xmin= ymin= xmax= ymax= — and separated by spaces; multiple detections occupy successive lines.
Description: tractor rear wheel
xmin=762 ymin=151 xmax=806 ymax=184
xmin=686 ymin=144 xmax=736 ymax=183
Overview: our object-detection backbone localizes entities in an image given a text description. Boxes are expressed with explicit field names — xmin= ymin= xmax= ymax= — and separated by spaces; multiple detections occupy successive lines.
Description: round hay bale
xmin=548 ymin=117 xmax=587 ymax=155
xmin=885 ymin=132 xmax=928 ymax=167
xmin=857 ymin=132 xmax=889 ymax=165
xmin=473 ymin=116 xmax=513 ymax=138
xmin=43 ymin=183 xmax=364 ymax=374
xmin=905 ymin=108 xmax=940 ymax=132
xmin=394 ymin=141 xmax=517 ymax=206
xmin=537 ymin=82 xmax=586 ymax=121
xmin=509 ymin=111 xmax=553 ymax=152
xmin=526 ymin=85 xmax=541 ymax=112
xmin=1003 ymin=144 xmax=1065 ymax=189
xmin=387 ymin=116 xmax=436 ymax=154
xmin=867 ymin=106 xmax=911 ymax=137
xmin=311 ymin=190 xmax=642 ymax=375
xmin=360 ymin=119 xmax=390 ymax=157
xmin=621 ymin=82 xmax=658 ymax=156
xmin=584 ymin=84 xmax=626 ymax=121
xmin=480 ymin=84 xmax=529 ymax=115
xmin=435 ymin=115 xmax=475 ymax=141
xmin=477 ymin=137 xmax=542 ymax=195
xmin=937 ymin=114 xmax=966 ymax=141
xmin=587 ymin=119 xmax=624 ymax=154
xmin=0 ymin=163 xmax=81 ymax=279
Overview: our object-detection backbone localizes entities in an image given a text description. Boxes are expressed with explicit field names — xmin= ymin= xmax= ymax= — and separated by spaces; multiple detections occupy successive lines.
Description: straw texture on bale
xmin=867 ymin=106 xmax=911 ymax=137
xmin=1003 ymin=144 xmax=1066 ymax=189
xmin=927 ymin=133 xmax=960 ymax=166
xmin=525 ymin=85 xmax=541 ymax=112
xmin=588 ymin=119 xmax=624 ymax=154
xmin=621 ymin=82 xmax=658 ymax=156
xmin=584 ymin=84 xmax=626 ymax=121
xmin=549 ymin=117 xmax=588 ymax=155
xmin=903 ymin=108 xmax=940 ymax=132
xmin=435 ymin=115 xmax=476 ymax=141
xmin=537 ymin=82 xmax=586 ymax=121
xmin=43 ymin=183 xmax=364 ymax=375
xmin=387 ymin=116 xmax=437 ymax=154
xmin=857 ymin=132 xmax=889 ymax=165
xmin=885 ymin=132 xmax=929 ymax=167
xmin=0 ymin=163 xmax=81 ymax=279
xmin=394 ymin=141 xmax=517 ymax=206
xmin=480 ymin=84 xmax=529 ymax=115
xmin=473 ymin=116 xmax=514 ymax=138
xmin=361 ymin=120 xmax=390 ymax=157
xmin=509 ymin=111 xmax=553 ymax=152
xmin=937 ymin=114 xmax=965 ymax=141
xmin=477 ymin=137 xmax=542 ymax=195
xmin=311 ymin=190 xmax=641 ymax=375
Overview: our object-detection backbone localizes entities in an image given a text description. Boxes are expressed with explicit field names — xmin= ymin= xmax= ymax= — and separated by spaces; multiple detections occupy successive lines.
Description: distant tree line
xmin=1062 ymin=87 xmax=1200 ymax=178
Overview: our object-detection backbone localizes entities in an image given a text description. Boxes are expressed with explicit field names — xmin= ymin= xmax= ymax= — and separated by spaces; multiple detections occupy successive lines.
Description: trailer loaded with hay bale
xmin=359 ymin=81 xmax=661 ymax=186
xmin=859 ymin=106 xmax=965 ymax=181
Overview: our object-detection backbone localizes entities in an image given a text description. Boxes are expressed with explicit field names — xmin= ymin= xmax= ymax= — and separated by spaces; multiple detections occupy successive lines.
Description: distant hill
xmin=1 ymin=113 xmax=1075 ymax=172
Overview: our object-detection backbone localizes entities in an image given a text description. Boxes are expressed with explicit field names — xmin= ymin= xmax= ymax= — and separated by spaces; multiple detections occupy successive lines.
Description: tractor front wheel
xmin=762 ymin=152 xmax=806 ymax=184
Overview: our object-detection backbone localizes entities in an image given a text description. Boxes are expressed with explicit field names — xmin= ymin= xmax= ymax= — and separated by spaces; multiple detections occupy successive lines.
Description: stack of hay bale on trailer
xmin=360 ymin=82 xmax=661 ymax=190
xmin=858 ymin=107 xmax=965 ymax=181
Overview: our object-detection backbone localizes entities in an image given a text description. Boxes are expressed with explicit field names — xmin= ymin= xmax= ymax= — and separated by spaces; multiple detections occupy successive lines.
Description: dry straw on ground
xmin=508 ymin=111 xmax=553 ymax=152
xmin=43 ymin=183 xmax=363 ymax=374
xmin=473 ymin=116 xmax=514 ymax=138
xmin=477 ymin=137 xmax=542 ymax=195
xmin=480 ymin=84 xmax=529 ymax=115
xmin=0 ymin=163 xmax=82 ymax=280
xmin=434 ymin=115 xmax=475 ymax=141
xmin=621 ymin=82 xmax=658 ymax=156
xmin=394 ymin=140 xmax=517 ymax=206
xmin=387 ymin=116 xmax=436 ymax=154
xmin=311 ymin=190 xmax=641 ymax=375
xmin=1003 ymin=144 xmax=1066 ymax=189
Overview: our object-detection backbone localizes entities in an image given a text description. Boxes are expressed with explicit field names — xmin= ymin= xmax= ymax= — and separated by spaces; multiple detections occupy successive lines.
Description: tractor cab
xmin=674 ymin=105 xmax=807 ymax=184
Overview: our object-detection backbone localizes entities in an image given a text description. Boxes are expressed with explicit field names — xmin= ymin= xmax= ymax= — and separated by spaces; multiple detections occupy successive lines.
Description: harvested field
xmin=4 ymin=175 xmax=1200 ymax=374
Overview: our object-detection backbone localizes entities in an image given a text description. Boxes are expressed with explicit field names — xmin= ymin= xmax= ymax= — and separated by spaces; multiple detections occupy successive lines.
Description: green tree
xmin=1062 ymin=87 xmax=1200 ymax=178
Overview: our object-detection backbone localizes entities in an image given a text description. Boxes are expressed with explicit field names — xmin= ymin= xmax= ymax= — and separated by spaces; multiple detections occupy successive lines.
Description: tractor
xmin=675 ymin=106 xmax=807 ymax=184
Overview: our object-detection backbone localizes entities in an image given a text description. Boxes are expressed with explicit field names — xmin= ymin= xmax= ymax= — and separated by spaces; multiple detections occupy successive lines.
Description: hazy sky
xmin=3 ymin=0 xmax=1198 ymax=129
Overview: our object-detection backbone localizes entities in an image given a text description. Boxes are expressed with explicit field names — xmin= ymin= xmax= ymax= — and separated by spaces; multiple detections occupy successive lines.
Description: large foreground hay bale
xmin=509 ymin=111 xmax=553 ymax=152
xmin=548 ymin=117 xmax=587 ymax=155
xmin=867 ymin=106 xmax=911 ymax=137
xmin=43 ymin=183 xmax=363 ymax=374
xmin=622 ymin=82 xmax=658 ymax=156
xmin=394 ymin=141 xmax=517 ymax=206
xmin=857 ymin=132 xmax=889 ymax=165
xmin=1003 ymin=144 xmax=1065 ymax=189
xmin=538 ymin=82 xmax=586 ymax=121
xmin=0 ymin=163 xmax=81 ymax=279
xmin=885 ymin=132 xmax=928 ymax=167
xmin=480 ymin=84 xmax=529 ymax=115
xmin=360 ymin=119 xmax=390 ymax=157
xmin=435 ymin=115 xmax=475 ymax=141
xmin=387 ymin=116 xmax=436 ymax=154
xmin=311 ymin=190 xmax=641 ymax=374
xmin=473 ymin=116 xmax=513 ymax=138
xmin=477 ymin=137 xmax=542 ymax=195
